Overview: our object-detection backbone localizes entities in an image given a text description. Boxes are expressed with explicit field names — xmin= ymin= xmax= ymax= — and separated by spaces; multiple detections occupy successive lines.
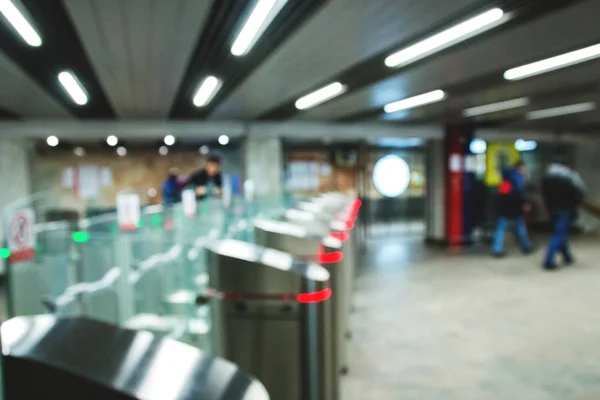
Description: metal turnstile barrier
xmin=252 ymin=219 xmax=346 ymax=398
xmin=204 ymin=239 xmax=334 ymax=400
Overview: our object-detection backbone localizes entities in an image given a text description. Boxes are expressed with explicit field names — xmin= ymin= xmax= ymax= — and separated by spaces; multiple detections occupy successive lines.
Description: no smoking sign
xmin=7 ymin=208 xmax=36 ymax=263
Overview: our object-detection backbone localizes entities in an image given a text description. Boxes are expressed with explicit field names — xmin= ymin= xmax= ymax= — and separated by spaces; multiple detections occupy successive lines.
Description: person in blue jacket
xmin=492 ymin=160 xmax=534 ymax=257
xmin=541 ymin=162 xmax=587 ymax=270
xmin=162 ymin=168 xmax=182 ymax=206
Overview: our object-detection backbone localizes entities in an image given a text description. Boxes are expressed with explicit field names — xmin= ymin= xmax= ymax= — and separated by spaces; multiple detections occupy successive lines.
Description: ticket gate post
xmin=252 ymin=220 xmax=346 ymax=393
xmin=283 ymin=207 xmax=358 ymax=372
xmin=204 ymin=239 xmax=334 ymax=400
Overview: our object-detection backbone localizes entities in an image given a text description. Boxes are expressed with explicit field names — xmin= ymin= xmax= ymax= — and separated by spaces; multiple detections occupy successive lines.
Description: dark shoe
xmin=543 ymin=263 xmax=558 ymax=271
xmin=492 ymin=252 xmax=505 ymax=258
xmin=564 ymin=258 xmax=574 ymax=266
xmin=522 ymin=247 xmax=535 ymax=255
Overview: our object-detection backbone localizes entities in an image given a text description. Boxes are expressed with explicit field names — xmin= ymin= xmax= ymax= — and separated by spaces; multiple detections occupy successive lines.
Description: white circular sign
xmin=373 ymin=155 xmax=410 ymax=197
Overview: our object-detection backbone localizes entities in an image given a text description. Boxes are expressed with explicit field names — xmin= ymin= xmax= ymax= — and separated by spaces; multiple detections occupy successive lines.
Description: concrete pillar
xmin=574 ymin=143 xmax=600 ymax=233
xmin=244 ymin=136 xmax=283 ymax=199
xmin=425 ymin=139 xmax=445 ymax=243
xmin=0 ymin=138 xmax=32 ymax=241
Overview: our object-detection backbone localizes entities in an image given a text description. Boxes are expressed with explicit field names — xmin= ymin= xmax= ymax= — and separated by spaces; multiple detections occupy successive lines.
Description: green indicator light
xmin=137 ymin=220 xmax=144 ymax=228
xmin=151 ymin=215 xmax=162 ymax=227
xmin=0 ymin=248 xmax=10 ymax=259
xmin=72 ymin=232 xmax=90 ymax=243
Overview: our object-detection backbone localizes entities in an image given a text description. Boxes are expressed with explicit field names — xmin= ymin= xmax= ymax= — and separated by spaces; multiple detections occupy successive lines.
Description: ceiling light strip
xmin=463 ymin=97 xmax=529 ymax=117
xmin=384 ymin=90 xmax=446 ymax=113
xmin=526 ymin=102 xmax=596 ymax=120
xmin=385 ymin=8 xmax=506 ymax=68
xmin=58 ymin=71 xmax=88 ymax=105
xmin=231 ymin=0 xmax=289 ymax=56
xmin=295 ymin=82 xmax=347 ymax=110
xmin=193 ymin=76 xmax=222 ymax=107
xmin=504 ymin=43 xmax=600 ymax=80
xmin=0 ymin=0 xmax=42 ymax=47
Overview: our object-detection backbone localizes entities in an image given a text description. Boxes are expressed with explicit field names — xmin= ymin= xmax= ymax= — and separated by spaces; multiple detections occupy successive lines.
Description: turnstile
xmin=204 ymin=239 xmax=334 ymax=400
xmin=252 ymin=219 xmax=346 ymax=396
xmin=1 ymin=315 xmax=269 ymax=400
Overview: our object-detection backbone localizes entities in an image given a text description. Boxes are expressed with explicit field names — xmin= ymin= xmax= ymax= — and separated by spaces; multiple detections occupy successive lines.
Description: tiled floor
xmin=342 ymin=234 xmax=600 ymax=400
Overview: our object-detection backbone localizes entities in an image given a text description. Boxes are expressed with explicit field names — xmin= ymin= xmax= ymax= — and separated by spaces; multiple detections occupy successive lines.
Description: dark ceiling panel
xmin=0 ymin=0 xmax=115 ymax=118
xmin=169 ymin=0 xmax=329 ymax=119
xmin=257 ymin=0 xmax=584 ymax=121
xmin=0 ymin=107 xmax=19 ymax=120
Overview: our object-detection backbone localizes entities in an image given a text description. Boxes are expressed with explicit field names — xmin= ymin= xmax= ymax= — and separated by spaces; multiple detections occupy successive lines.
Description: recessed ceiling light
xmin=295 ymin=82 xmax=347 ymax=110
xmin=148 ymin=188 xmax=157 ymax=197
xmin=106 ymin=135 xmax=118 ymax=146
xmin=46 ymin=135 xmax=59 ymax=147
xmin=504 ymin=43 xmax=600 ymax=81
xmin=116 ymin=146 xmax=127 ymax=156
xmin=463 ymin=97 xmax=529 ymax=117
xmin=384 ymin=90 xmax=446 ymax=113
xmin=164 ymin=135 xmax=175 ymax=146
xmin=219 ymin=135 xmax=229 ymax=145
xmin=159 ymin=146 xmax=168 ymax=156
xmin=193 ymin=76 xmax=222 ymax=107
xmin=199 ymin=145 xmax=210 ymax=155
xmin=231 ymin=0 xmax=289 ymax=56
xmin=58 ymin=71 xmax=88 ymax=105
xmin=385 ymin=8 xmax=506 ymax=68
xmin=526 ymin=102 xmax=596 ymax=120
xmin=73 ymin=146 xmax=86 ymax=156
xmin=0 ymin=0 xmax=42 ymax=47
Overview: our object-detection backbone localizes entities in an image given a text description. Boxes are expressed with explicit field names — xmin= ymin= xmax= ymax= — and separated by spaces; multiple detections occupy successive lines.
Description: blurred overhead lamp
xmin=116 ymin=146 xmax=127 ymax=156
xmin=295 ymin=82 xmax=347 ymax=110
xmin=384 ymin=90 xmax=445 ymax=113
xmin=504 ymin=43 xmax=600 ymax=80
xmin=526 ymin=102 xmax=595 ymax=120
xmin=218 ymin=135 xmax=229 ymax=145
xmin=514 ymin=139 xmax=537 ymax=152
xmin=469 ymin=139 xmax=487 ymax=154
xmin=106 ymin=135 xmax=118 ymax=146
xmin=231 ymin=0 xmax=288 ymax=56
xmin=463 ymin=97 xmax=529 ymax=117
xmin=199 ymin=145 xmax=210 ymax=155
xmin=164 ymin=135 xmax=175 ymax=146
xmin=159 ymin=146 xmax=168 ymax=156
xmin=0 ymin=0 xmax=42 ymax=47
xmin=73 ymin=146 xmax=86 ymax=157
xmin=58 ymin=71 xmax=88 ymax=105
xmin=46 ymin=136 xmax=59 ymax=147
xmin=193 ymin=76 xmax=222 ymax=107
xmin=385 ymin=8 xmax=505 ymax=68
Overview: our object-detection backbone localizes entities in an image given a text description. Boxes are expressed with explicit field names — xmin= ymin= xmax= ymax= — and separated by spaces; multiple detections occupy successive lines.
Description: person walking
xmin=162 ymin=167 xmax=182 ymax=206
xmin=492 ymin=160 xmax=534 ymax=257
xmin=541 ymin=162 xmax=587 ymax=270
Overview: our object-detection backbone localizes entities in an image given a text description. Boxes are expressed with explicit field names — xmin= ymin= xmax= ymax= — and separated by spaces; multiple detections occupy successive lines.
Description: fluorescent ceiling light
xmin=526 ymin=102 xmax=595 ymax=120
xmin=0 ymin=0 xmax=42 ymax=47
xmin=199 ymin=145 xmax=210 ymax=155
xmin=117 ymin=146 xmax=127 ymax=156
xmin=46 ymin=136 xmax=59 ymax=147
xmin=515 ymin=139 xmax=537 ymax=152
xmin=295 ymin=82 xmax=347 ymax=110
xmin=193 ymin=76 xmax=222 ymax=107
xmin=463 ymin=97 xmax=529 ymax=117
xmin=58 ymin=71 xmax=88 ymax=105
xmin=505 ymin=44 xmax=600 ymax=80
xmin=385 ymin=8 xmax=506 ymax=68
xmin=384 ymin=90 xmax=445 ymax=113
xmin=73 ymin=146 xmax=86 ymax=157
xmin=159 ymin=146 xmax=168 ymax=156
xmin=469 ymin=139 xmax=487 ymax=154
xmin=231 ymin=0 xmax=288 ymax=56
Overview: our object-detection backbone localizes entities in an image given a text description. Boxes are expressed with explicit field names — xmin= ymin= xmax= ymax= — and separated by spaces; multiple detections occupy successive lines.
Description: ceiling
xmin=0 ymin=0 xmax=598 ymax=132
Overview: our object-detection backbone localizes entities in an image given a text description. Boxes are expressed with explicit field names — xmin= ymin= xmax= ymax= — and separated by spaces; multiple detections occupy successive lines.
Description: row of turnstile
xmin=204 ymin=193 xmax=362 ymax=400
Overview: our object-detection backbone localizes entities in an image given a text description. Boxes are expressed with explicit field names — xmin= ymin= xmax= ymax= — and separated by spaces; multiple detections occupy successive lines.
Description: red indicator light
xmin=163 ymin=220 xmax=174 ymax=229
xmin=330 ymin=231 xmax=349 ymax=242
xmin=353 ymin=199 xmax=362 ymax=209
xmin=297 ymin=288 xmax=332 ymax=304
xmin=345 ymin=220 xmax=354 ymax=230
xmin=318 ymin=244 xmax=344 ymax=263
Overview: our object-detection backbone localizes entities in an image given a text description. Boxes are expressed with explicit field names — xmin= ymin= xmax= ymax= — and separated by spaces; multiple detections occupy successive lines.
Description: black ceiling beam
xmin=257 ymin=0 xmax=584 ymax=121
xmin=0 ymin=0 xmax=115 ymax=118
xmin=169 ymin=0 xmax=329 ymax=119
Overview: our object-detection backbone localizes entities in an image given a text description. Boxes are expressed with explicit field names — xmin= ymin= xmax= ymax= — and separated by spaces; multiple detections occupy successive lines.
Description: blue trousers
xmin=543 ymin=211 xmax=574 ymax=267
xmin=492 ymin=216 xmax=532 ymax=254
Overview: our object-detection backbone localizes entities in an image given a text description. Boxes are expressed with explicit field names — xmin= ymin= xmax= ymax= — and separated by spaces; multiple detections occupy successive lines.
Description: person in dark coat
xmin=491 ymin=160 xmax=534 ymax=257
xmin=541 ymin=162 xmax=587 ymax=270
